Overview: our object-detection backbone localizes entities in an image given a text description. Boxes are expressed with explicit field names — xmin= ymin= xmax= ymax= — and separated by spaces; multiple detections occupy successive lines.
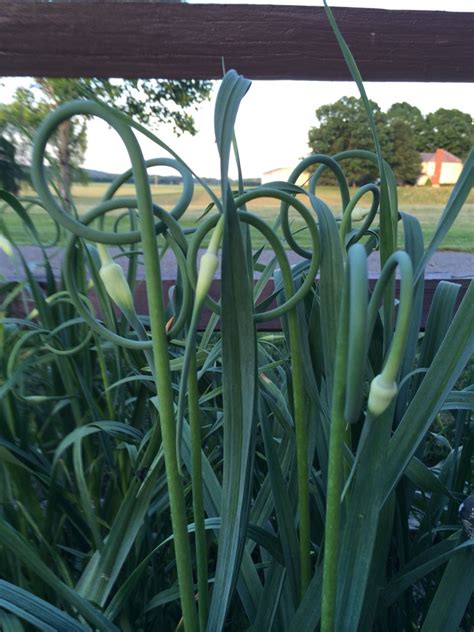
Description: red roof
xmin=420 ymin=149 xmax=463 ymax=164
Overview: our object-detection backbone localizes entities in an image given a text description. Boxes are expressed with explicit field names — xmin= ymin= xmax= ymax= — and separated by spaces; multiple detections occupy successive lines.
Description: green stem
xmin=94 ymin=333 xmax=115 ymax=419
xmin=130 ymin=128 xmax=198 ymax=632
xmin=31 ymin=100 xmax=198 ymax=632
xmin=188 ymin=353 xmax=209 ymax=630
xmin=367 ymin=251 xmax=414 ymax=383
xmin=321 ymin=278 xmax=349 ymax=632
xmin=287 ymin=309 xmax=311 ymax=595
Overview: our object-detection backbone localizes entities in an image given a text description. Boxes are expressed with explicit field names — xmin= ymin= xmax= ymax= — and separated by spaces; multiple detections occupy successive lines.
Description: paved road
xmin=1 ymin=245 xmax=473 ymax=282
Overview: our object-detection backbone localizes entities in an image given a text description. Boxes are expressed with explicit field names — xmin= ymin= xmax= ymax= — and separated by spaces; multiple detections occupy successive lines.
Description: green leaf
xmin=214 ymin=70 xmax=251 ymax=204
xmin=206 ymin=194 xmax=257 ymax=627
xmin=335 ymin=413 xmax=392 ymax=631
xmin=53 ymin=421 xmax=142 ymax=466
xmin=322 ymin=3 xmax=397 ymax=264
xmin=380 ymin=535 xmax=473 ymax=610
xmin=206 ymin=71 xmax=258 ymax=631
xmin=179 ymin=422 xmax=262 ymax=622
xmin=0 ymin=581 xmax=88 ymax=632
xmin=420 ymin=539 xmax=474 ymax=632
xmin=0 ymin=525 xmax=117 ymax=631
xmin=405 ymin=456 xmax=455 ymax=499
xmin=251 ymin=561 xmax=286 ymax=632
xmin=259 ymin=393 xmax=300 ymax=604
xmin=0 ymin=609 xmax=25 ymax=632
xmin=287 ymin=565 xmax=323 ymax=631
xmin=383 ymin=281 xmax=474 ymax=503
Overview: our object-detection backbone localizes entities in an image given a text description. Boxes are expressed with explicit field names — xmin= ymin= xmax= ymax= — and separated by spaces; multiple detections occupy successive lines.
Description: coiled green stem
xmin=339 ymin=183 xmax=379 ymax=248
xmin=32 ymin=100 xmax=198 ymax=631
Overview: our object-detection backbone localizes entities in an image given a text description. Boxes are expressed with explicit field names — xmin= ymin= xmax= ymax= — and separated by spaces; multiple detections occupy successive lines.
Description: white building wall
xmin=440 ymin=162 xmax=463 ymax=184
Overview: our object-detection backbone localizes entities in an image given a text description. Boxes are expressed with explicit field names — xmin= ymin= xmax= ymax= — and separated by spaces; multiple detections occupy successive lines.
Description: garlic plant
xmin=0 ymin=3 xmax=472 ymax=632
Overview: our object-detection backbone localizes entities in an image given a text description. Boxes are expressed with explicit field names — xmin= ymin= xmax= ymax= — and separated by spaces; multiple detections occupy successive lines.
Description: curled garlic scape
xmin=367 ymin=250 xmax=414 ymax=417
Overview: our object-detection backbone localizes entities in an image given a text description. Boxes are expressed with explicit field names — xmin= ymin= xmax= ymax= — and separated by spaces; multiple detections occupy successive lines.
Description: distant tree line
xmin=308 ymin=98 xmax=473 ymax=185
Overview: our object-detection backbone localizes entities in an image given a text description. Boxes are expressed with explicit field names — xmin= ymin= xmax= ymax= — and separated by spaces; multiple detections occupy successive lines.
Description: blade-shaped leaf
xmin=420 ymin=540 xmax=474 ymax=632
xmin=0 ymin=581 xmax=88 ymax=632
xmin=207 ymin=158 xmax=257 ymax=632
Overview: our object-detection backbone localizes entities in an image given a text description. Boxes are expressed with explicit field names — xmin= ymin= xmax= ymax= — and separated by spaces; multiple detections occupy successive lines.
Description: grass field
xmin=2 ymin=182 xmax=473 ymax=251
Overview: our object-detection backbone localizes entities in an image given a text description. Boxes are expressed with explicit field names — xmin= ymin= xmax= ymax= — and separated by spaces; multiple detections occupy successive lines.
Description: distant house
xmin=417 ymin=148 xmax=463 ymax=186
xmin=261 ymin=167 xmax=310 ymax=186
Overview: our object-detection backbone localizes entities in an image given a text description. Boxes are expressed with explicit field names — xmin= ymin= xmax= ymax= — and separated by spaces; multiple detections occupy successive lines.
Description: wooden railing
xmin=1 ymin=3 xmax=473 ymax=82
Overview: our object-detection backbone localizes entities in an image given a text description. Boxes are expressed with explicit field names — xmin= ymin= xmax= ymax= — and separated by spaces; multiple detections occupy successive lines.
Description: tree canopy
xmin=308 ymin=98 xmax=473 ymax=185
xmin=0 ymin=77 xmax=212 ymax=204
xmin=424 ymin=108 xmax=473 ymax=160
xmin=307 ymin=96 xmax=392 ymax=185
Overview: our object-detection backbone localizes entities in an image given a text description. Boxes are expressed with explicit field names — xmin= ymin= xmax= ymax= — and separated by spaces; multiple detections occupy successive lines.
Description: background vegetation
xmin=0 ymin=77 xmax=212 ymax=202
xmin=2 ymin=181 xmax=473 ymax=252
xmin=308 ymin=98 xmax=473 ymax=185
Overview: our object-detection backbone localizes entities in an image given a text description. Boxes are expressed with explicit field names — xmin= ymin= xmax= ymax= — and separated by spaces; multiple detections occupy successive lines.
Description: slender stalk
xmin=224 ymin=192 xmax=320 ymax=597
xmin=94 ymin=333 xmax=115 ymax=419
xmin=284 ymin=309 xmax=311 ymax=595
xmin=321 ymin=282 xmax=349 ymax=632
xmin=132 ymin=148 xmax=198 ymax=631
xmin=188 ymin=352 xmax=209 ymax=630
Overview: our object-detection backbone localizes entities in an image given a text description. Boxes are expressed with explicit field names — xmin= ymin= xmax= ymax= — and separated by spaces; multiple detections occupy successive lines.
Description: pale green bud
xmin=195 ymin=252 xmax=219 ymax=302
xmin=99 ymin=262 xmax=134 ymax=312
xmin=367 ymin=374 xmax=398 ymax=416
xmin=351 ymin=207 xmax=369 ymax=222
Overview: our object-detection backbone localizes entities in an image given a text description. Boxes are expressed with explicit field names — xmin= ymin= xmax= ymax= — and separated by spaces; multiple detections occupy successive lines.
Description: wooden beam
xmin=0 ymin=3 xmax=472 ymax=82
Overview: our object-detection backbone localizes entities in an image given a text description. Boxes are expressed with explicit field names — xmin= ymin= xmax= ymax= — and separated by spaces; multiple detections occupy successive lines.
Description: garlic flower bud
xmin=100 ymin=261 xmax=134 ymax=313
xmin=97 ymin=244 xmax=134 ymax=313
xmin=195 ymin=252 xmax=219 ymax=302
xmin=367 ymin=374 xmax=398 ymax=416
xmin=194 ymin=216 xmax=223 ymax=304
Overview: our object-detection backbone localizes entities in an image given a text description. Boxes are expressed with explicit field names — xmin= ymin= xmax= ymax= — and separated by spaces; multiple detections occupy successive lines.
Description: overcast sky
xmin=1 ymin=0 xmax=473 ymax=179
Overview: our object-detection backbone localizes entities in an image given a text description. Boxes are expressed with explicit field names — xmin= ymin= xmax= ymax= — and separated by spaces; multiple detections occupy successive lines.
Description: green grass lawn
xmin=2 ymin=182 xmax=473 ymax=251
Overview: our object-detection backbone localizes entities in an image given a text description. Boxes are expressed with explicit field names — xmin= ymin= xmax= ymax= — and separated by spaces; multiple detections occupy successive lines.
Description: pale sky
xmin=1 ymin=0 xmax=473 ymax=180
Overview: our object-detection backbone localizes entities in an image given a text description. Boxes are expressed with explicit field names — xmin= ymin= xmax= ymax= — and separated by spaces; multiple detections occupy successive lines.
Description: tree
xmin=0 ymin=77 xmax=212 ymax=206
xmin=386 ymin=102 xmax=429 ymax=152
xmin=424 ymin=108 xmax=473 ymax=160
xmin=307 ymin=96 xmax=392 ymax=186
xmin=386 ymin=119 xmax=421 ymax=185
xmin=308 ymin=98 xmax=473 ymax=186
xmin=0 ymin=135 xmax=22 ymax=193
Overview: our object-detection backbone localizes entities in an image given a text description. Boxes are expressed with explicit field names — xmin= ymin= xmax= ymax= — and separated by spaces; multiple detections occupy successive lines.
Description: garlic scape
xmin=96 ymin=243 xmax=154 ymax=377
xmin=339 ymin=182 xmax=379 ymax=247
xmin=367 ymin=250 xmax=414 ymax=416
xmin=176 ymin=216 xmax=224 ymax=473
xmin=96 ymin=243 xmax=135 ymax=316
xmin=193 ymin=217 xmax=223 ymax=304
xmin=367 ymin=373 xmax=398 ymax=416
